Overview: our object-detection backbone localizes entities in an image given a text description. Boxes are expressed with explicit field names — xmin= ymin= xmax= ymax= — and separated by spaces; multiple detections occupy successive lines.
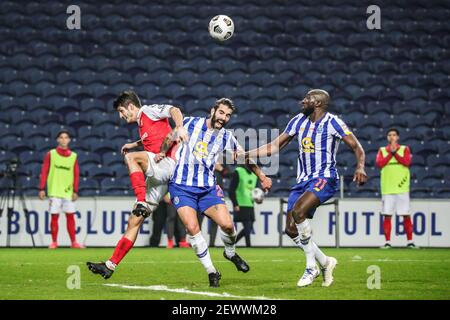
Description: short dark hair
xmin=213 ymin=98 xmax=235 ymax=112
xmin=113 ymin=90 xmax=142 ymax=110
xmin=387 ymin=128 xmax=399 ymax=136
xmin=56 ymin=129 xmax=71 ymax=139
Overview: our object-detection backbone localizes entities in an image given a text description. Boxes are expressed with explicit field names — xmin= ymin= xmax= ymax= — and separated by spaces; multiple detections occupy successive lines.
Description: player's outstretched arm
xmin=121 ymin=139 xmax=142 ymax=155
xmin=243 ymin=157 xmax=272 ymax=193
xmin=245 ymin=132 xmax=293 ymax=159
xmin=154 ymin=130 xmax=177 ymax=163
xmin=342 ymin=134 xmax=368 ymax=186
xmin=169 ymin=107 xmax=189 ymax=143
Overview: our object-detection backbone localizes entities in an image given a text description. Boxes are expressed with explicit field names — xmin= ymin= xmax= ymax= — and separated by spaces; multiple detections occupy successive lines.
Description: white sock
xmin=311 ymin=241 xmax=328 ymax=267
xmin=295 ymin=220 xmax=316 ymax=269
xmin=105 ymin=260 xmax=116 ymax=270
xmin=291 ymin=235 xmax=304 ymax=250
xmin=219 ymin=227 xmax=236 ymax=258
xmin=188 ymin=232 xmax=216 ymax=274
xmin=292 ymin=235 xmax=328 ymax=267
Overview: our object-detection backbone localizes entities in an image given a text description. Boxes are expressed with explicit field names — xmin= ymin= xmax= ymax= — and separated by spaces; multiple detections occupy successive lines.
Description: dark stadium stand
xmin=0 ymin=0 xmax=449 ymax=197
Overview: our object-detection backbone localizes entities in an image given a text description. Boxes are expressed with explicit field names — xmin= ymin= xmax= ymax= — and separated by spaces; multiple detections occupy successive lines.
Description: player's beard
xmin=211 ymin=113 xmax=226 ymax=129
xmin=302 ymin=105 xmax=314 ymax=116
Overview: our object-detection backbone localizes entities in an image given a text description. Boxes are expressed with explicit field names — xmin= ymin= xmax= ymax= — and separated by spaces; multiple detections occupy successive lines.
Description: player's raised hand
xmin=154 ymin=152 xmax=166 ymax=163
xmin=175 ymin=127 xmax=189 ymax=143
xmin=260 ymin=176 xmax=272 ymax=192
xmin=353 ymin=167 xmax=368 ymax=186
xmin=121 ymin=143 xmax=136 ymax=155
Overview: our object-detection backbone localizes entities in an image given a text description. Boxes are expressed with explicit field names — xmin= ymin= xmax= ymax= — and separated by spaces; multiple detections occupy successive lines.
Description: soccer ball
xmin=208 ymin=15 xmax=234 ymax=41
xmin=252 ymin=188 xmax=264 ymax=204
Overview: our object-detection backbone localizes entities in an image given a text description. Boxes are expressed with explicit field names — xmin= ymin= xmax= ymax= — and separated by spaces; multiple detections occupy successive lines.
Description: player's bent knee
xmin=124 ymin=152 xmax=135 ymax=165
xmin=284 ymin=227 xmax=298 ymax=239
xmin=292 ymin=207 xmax=308 ymax=223
xmin=220 ymin=225 xmax=234 ymax=234
xmin=185 ymin=224 xmax=201 ymax=236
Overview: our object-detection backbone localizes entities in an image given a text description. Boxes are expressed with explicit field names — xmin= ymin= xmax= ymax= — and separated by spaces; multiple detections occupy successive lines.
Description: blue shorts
xmin=168 ymin=182 xmax=225 ymax=213
xmin=287 ymin=177 xmax=338 ymax=218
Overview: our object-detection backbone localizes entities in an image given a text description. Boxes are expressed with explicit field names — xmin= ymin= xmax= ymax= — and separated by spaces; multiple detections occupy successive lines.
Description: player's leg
xmin=48 ymin=198 xmax=61 ymax=249
xmin=289 ymin=191 xmax=322 ymax=286
xmin=166 ymin=204 xmax=176 ymax=248
xmin=174 ymin=209 xmax=189 ymax=248
xmin=62 ymin=199 xmax=85 ymax=248
xmin=87 ymin=213 xmax=145 ymax=279
xmin=242 ymin=220 xmax=252 ymax=247
xmin=177 ymin=205 xmax=221 ymax=286
xmin=87 ymin=179 xmax=162 ymax=279
xmin=204 ymin=203 xmax=250 ymax=273
xmin=124 ymin=151 xmax=151 ymax=215
xmin=381 ymin=194 xmax=395 ymax=248
xmin=209 ymin=220 xmax=218 ymax=247
xmin=285 ymin=211 xmax=327 ymax=267
xmin=49 ymin=214 xmax=59 ymax=249
xmin=397 ymin=193 xmax=417 ymax=248
xmin=296 ymin=178 xmax=339 ymax=287
xmin=235 ymin=222 xmax=246 ymax=244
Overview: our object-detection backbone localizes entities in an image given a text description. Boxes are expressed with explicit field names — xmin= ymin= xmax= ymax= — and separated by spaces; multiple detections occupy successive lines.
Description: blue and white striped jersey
xmin=283 ymin=112 xmax=352 ymax=183
xmin=171 ymin=117 xmax=240 ymax=187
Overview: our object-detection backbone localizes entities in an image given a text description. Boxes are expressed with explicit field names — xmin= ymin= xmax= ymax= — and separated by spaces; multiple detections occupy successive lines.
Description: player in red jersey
xmin=87 ymin=91 xmax=188 ymax=279
xmin=38 ymin=130 xmax=84 ymax=249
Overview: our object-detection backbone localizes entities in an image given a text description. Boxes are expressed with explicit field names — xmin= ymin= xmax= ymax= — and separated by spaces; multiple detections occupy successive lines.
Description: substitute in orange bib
xmin=376 ymin=128 xmax=417 ymax=249
xmin=38 ymin=130 xmax=85 ymax=249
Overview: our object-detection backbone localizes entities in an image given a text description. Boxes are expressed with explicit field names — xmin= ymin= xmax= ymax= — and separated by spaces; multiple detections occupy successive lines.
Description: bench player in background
xmin=87 ymin=90 xmax=188 ymax=279
xmin=376 ymin=128 xmax=416 ymax=249
xmin=38 ymin=130 xmax=84 ymax=249
xmin=155 ymin=98 xmax=272 ymax=287
xmin=246 ymin=89 xmax=367 ymax=287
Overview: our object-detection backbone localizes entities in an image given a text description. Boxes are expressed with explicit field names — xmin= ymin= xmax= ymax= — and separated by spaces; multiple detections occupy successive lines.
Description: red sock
xmin=383 ymin=216 xmax=392 ymax=242
xmin=129 ymin=171 xmax=146 ymax=202
xmin=50 ymin=214 xmax=59 ymax=242
xmin=109 ymin=237 xmax=134 ymax=265
xmin=403 ymin=216 xmax=413 ymax=241
xmin=66 ymin=213 xmax=76 ymax=243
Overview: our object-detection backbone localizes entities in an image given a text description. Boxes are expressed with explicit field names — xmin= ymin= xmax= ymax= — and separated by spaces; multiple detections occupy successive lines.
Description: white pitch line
xmin=104 ymin=283 xmax=282 ymax=300
xmin=0 ymin=259 xmax=297 ymax=266
xmin=351 ymin=259 xmax=450 ymax=263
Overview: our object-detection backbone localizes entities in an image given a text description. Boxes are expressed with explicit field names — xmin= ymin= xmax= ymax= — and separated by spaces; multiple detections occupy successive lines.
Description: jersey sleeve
xmin=183 ymin=116 xmax=194 ymax=127
xmin=330 ymin=116 xmax=352 ymax=139
xmin=224 ymin=132 xmax=242 ymax=152
xmin=142 ymin=104 xmax=173 ymax=120
xmin=282 ymin=114 xmax=302 ymax=137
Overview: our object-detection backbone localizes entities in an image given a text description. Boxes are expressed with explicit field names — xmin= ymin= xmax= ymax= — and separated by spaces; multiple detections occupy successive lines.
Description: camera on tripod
xmin=0 ymin=156 xmax=35 ymax=246
xmin=3 ymin=158 xmax=20 ymax=178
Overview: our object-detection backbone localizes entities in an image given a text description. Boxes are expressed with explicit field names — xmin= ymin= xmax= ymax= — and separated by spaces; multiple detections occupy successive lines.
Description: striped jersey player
xmin=171 ymin=116 xmax=238 ymax=187
xmin=283 ymin=108 xmax=352 ymax=183
xmin=246 ymin=89 xmax=367 ymax=288
xmin=156 ymin=98 xmax=272 ymax=287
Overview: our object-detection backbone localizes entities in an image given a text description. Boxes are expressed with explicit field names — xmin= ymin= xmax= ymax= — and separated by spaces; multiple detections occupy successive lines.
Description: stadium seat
xmin=78 ymin=178 xmax=100 ymax=196
xmin=0 ymin=1 xmax=448 ymax=198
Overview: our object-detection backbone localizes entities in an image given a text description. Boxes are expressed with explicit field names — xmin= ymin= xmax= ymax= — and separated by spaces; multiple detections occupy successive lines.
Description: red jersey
xmin=137 ymin=104 xmax=176 ymax=159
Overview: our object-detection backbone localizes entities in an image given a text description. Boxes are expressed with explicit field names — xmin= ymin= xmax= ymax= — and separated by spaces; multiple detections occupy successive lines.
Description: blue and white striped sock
xmin=188 ymin=232 xmax=216 ymax=274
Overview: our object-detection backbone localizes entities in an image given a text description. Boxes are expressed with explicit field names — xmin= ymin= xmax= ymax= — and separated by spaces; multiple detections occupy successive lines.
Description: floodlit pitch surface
xmin=0 ymin=248 xmax=449 ymax=300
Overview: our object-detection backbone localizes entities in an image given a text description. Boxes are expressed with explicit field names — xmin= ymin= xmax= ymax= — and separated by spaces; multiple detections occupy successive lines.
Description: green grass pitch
xmin=1 ymin=247 xmax=449 ymax=300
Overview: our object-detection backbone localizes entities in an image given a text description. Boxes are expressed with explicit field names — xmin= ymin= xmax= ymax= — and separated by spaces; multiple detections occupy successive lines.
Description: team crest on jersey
xmin=316 ymin=124 xmax=324 ymax=134
xmin=301 ymin=137 xmax=315 ymax=153
xmin=193 ymin=141 xmax=209 ymax=159
xmin=174 ymin=196 xmax=180 ymax=205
